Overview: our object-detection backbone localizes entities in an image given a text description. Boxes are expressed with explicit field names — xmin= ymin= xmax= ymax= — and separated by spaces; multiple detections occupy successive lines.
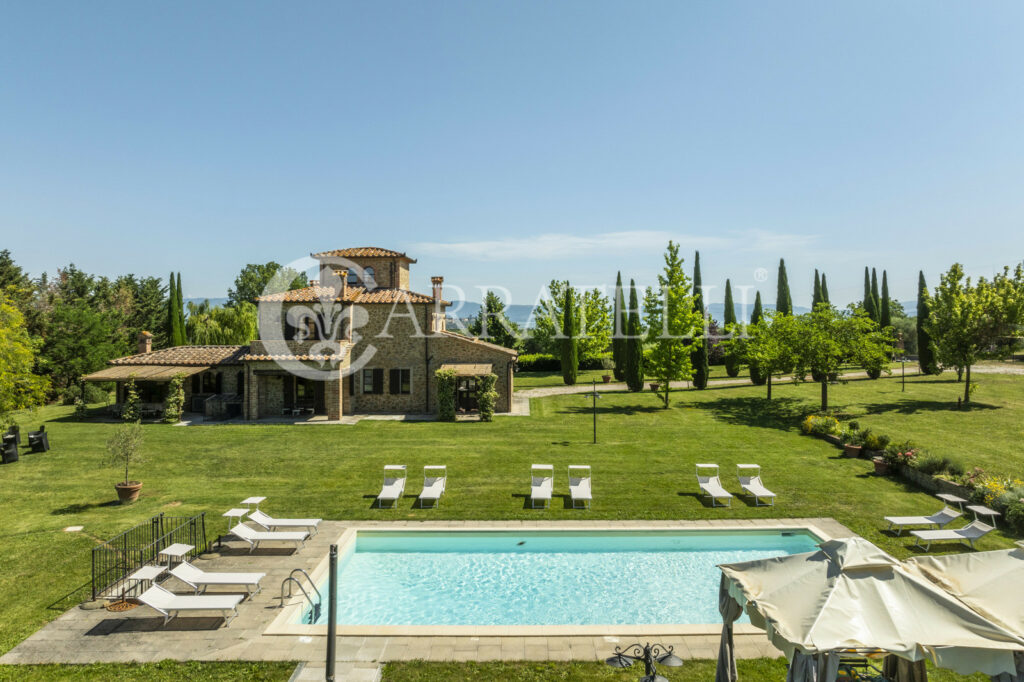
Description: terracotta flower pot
xmin=872 ymin=457 xmax=890 ymax=476
xmin=115 ymin=481 xmax=143 ymax=504
xmin=843 ymin=444 xmax=863 ymax=458
xmin=602 ymin=375 xmax=612 ymax=383
xmin=649 ymin=383 xmax=660 ymax=392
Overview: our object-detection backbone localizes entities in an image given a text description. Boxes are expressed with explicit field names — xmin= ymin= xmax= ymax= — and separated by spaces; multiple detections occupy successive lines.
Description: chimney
xmin=309 ymin=279 xmax=320 ymax=288
xmin=338 ymin=270 xmax=348 ymax=300
xmin=431 ymin=276 xmax=444 ymax=302
xmin=137 ymin=331 xmax=153 ymax=355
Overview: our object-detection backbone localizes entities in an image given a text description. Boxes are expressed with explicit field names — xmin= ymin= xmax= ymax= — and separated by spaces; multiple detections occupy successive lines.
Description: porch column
xmin=326 ymin=369 xmax=344 ymax=421
xmin=246 ymin=366 xmax=259 ymax=420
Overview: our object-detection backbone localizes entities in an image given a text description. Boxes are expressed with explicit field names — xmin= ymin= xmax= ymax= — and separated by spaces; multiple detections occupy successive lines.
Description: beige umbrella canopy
xmin=718 ymin=537 xmax=1024 ymax=677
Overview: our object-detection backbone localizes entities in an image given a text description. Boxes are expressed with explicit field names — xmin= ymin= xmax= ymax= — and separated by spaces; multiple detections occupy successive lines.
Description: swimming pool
xmin=297 ymin=529 xmax=819 ymax=627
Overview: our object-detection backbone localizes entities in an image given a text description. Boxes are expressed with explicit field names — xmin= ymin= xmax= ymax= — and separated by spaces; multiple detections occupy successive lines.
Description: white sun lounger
xmin=884 ymin=506 xmax=962 ymax=536
xmin=911 ymin=520 xmax=994 ymax=551
xmin=696 ymin=463 xmax=732 ymax=507
xmin=418 ymin=465 xmax=447 ymax=508
xmin=377 ymin=465 xmax=407 ymax=508
xmin=531 ymin=464 xmax=553 ymax=509
xmin=169 ymin=561 xmax=265 ymax=599
xmin=137 ymin=584 xmax=244 ymax=626
xmin=230 ymin=523 xmax=308 ymax=553
xmin=736 ymin=464 xmax=775 ymax=507
xmin=568 ymin=465 xmax=592 ymax=509
xmin=248 ymin=509 xmax=321 ymax=536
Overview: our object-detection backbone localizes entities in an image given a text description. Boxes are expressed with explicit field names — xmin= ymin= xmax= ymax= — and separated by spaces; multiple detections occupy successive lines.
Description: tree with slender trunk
xmin=776 ymin=259 xmax=792 ymax=315
xmin=738 ymin=311 xmax=799 ymax=401
xmin=916 ymin=271 xmax=940 ymax=375
xmin=642 ymin=242 xmax=700 ymax=407
xmin=166 ymin=272 xmax=182 ymax=347
xmin=624 ymin=280 xmax=644 ymax=392
xmin=612 ymin=271 xmax=626 ymax=381
xmin=748 ymin=291 xmax=767 ymax=385
xmin=722 ymin=279 xmax=741 ymax=378
xmin=560 ymin=285 xmax=578 ymax=386
xmin=690 ymin=252 xmax=709 ymax=389
xmin=820 ymin=273 xmax=830 ymax=304
xmin=880 ymin=271 xmax=892 ymax=329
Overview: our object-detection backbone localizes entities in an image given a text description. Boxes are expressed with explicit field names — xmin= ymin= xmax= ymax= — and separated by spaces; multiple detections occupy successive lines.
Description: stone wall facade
xmin=319 ymin=256 xmax=411 ymax=291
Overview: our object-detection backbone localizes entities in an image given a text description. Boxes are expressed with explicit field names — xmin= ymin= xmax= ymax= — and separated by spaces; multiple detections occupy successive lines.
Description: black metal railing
xmin=91 ymin=512 xmax=209 ymax=600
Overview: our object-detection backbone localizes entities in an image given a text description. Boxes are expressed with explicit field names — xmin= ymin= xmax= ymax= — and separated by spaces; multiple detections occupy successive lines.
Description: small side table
xmin=159 ymin=543 xmax=194 ymax=570
xmin=222 ymin=508 xmax=248 ymax=533
xmin=241 ymin=496 xmax=266 ymax=510
xmin=966 ymin=504 xmax=1000 ymax=528
xmin=126 ymin=564 xmax=165 ymax=596
xmin=936 ymin=493 xmax=967 ymax=511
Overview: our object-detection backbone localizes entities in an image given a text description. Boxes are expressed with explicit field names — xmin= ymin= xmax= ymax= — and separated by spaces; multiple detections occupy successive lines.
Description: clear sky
xmin=2 ymin=1 xmax=1022 ymax=311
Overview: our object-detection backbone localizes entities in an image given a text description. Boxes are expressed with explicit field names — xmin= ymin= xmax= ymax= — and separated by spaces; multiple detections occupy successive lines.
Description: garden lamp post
xmin=583 ymin=379 xmax=601 ymax=444
xmin=605 ymin=642 xmax=684 ymax=682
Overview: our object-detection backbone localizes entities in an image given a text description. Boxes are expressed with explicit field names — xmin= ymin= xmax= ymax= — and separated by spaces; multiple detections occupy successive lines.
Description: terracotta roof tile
xmin=310 ymin=247 xmax=416 ymax=262
xmin=109 ymin=346 xmax=249 ymax=366
xmin=256 ymin=286 xmax=442 ymax=304
xmin=438 ymin=330 xmax=518 ymax=356
xmin=241 ymin=354 xmax=341 ymax=362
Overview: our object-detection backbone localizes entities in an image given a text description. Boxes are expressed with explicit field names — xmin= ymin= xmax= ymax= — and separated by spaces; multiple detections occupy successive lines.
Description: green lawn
xmin=0 ymin=661 xmax=293 ymax=681
xmin=1 ymin=371 xmax=1021 ymax=679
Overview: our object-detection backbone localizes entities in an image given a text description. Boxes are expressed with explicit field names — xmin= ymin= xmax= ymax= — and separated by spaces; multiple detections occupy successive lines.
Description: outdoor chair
xmin=736 ymin=464 xmax=775 ymax=506
xmin=696 ymin=463 xmax=733 ymax=507
xmin=168 ymin=561 xmax=266 ymax=599
xmin=417 ymin=465 xmax=447 ymax=508
xmin=568 ymin=465 xmax=592 ymax=509
xmin=530 ymin=464 xmax=553 ymax=509
xmin=248 ymin=509 xmax=321 ymax=535
xmin=229 ymin=523 xmax=308 ymax=553
xmin=910 ymin=520 xmax=994 ymax=551
xmin=6 ymin=426 xmax=20 ymax=446
xmin=28 ymin=426 xmax=49 ymax=453
xmin=377 ymin=465 xmax=407 ymax=508
xmin=1 ymin=437 xmax=18 ymax=464
xmin=884 ymin=506 xmax=962 ymax=536
xmin=137 ymin=584 xmax=244 ymax=627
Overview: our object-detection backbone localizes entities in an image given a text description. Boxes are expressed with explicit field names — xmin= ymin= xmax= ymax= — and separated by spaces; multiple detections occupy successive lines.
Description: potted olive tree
xmin=107 ymin=422 xmax=144 ymax=503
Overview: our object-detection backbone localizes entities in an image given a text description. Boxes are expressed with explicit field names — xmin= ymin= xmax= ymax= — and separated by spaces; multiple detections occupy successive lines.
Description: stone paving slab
xmin=0 ymin=518 xmax=851 ymax=667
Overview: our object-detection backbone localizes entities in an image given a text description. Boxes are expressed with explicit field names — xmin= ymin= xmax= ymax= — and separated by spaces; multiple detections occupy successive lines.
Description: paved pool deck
xmin=0 ymin=518 xmax=852 ymax=671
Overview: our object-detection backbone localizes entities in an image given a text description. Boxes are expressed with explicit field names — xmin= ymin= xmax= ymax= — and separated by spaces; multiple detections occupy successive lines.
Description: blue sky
xmin=2 ymin=1 xmax=1022 ymax=311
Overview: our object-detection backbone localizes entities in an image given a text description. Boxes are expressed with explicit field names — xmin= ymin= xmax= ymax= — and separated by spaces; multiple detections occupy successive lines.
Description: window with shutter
xmin=373 ymin=368 xmax=384 ymax=394
xmin=389 ymin=369 xmax=400 ymax=394
xmin=362 ymin=368 xmax=374 ymax=394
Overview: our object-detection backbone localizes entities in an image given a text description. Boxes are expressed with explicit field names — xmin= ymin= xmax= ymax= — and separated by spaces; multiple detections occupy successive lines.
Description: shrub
xmin=61 ymin=382 xmax=111 ymax=406
xmin=162 ymin=374 xmax=186 ymax=424
xmin=863 ymin=432 xmax=891 ymax=452
xmin=914 ymin=453 xmax=964 ymax=477
xmin=73 ymin=397 xmax=88 ymax=421
xmin=477 ymin=373 xmax=497 ymax=422
xmin=842 ymin=427 xmax=870 ymax=447
xmin=1006 ymin=498 xmax=1024 ymax=535
xmin=516 ymin=354 xmax=561 ymax=372
xmin=579 ymin=354 xmax=614 ymax=371
xmin=882 ymin=446 xmax=919 ymax=468
xmin=435 ymin=368 xmax=457 ymax=422
xmin=801 ymin=415 xmax=839 ymax=436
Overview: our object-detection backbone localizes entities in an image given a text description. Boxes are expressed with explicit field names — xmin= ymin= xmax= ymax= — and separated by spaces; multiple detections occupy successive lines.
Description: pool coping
xmin=265 ymin=520 xmax=837 ymax=637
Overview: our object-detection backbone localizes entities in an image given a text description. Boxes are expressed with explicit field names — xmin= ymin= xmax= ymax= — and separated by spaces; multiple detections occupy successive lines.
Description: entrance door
xmin=456 ymin=377 xmax=479 ymax=412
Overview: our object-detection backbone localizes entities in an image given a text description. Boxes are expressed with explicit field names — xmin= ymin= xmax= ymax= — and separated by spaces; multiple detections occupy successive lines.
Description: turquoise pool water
xmin=303 ymin=530 xmax=818 ymax=626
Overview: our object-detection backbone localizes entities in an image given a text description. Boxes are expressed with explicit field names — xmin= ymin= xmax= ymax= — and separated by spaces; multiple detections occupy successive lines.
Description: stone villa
xmin=85 ymin=247 xmax=517 ymax=420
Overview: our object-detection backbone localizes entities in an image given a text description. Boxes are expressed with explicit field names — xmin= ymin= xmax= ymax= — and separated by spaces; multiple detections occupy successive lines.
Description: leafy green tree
xmin=791 ymin=307 xmax=892 ymax=411
xmin=812 ymin=269 xmax=822 ymax=309
xmin=916 ymin=271 xmax=940 ymax=375
xmin=186 ymin=300 xmax=258 ymax=345
xmin=612 ymin=272 xmax=626 ymax=381
xmin=434 ymin=368 xmax=457 ymax=421
xmin=0 ymin=250 xmax=32 ymax=312
xmin=642 ymin=242 xmax=700 ymax=407
xmin=748 ymin=291 xmax=767 ymax=385
xmin=690 ymin=252 xmax=709 ymax=389
xmin=624 ymin=280 xmax=644 ymax=392
xmin=927 ymin=263 xmax=1024 ymax=403
xmin=736 ymin=311 xmax=800 ymax=401
xmin=722 ymin=279 xmax=741 ymax=378
xmin=579 ymin=288 xmax=611 ymax=361
xmin=880 ymin=271 xmax=892 ymax=329
xmin=530 ymin=281 xmax=609 ymax=361
xmin=820 ymin=273 xmax=830 ymax=304
xmin=468 ymin=290 xmax=521 ymax=349
xmin=0 ymin=293 xmax=48 ymax=427
xmin=227 ymin=262 xmax=308 ymax=307
xmin=41 ymin=298 xmax=116 ymax=392
xmin=175 ymin=273 xmax=186 ymax=344
xmin=776 ymin=259 xmax=792 ymax=315
xmin=560 ymin=286 xmax=578 ymax=385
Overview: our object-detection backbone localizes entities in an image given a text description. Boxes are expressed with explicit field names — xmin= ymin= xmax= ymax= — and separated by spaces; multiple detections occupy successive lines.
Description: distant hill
xmin=183 ymin=297 xmax=229 ymax=312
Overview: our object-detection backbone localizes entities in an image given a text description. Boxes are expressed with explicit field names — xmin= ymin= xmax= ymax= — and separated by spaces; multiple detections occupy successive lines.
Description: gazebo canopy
xmin=718 ymin=537 xmax=1024 ymax=676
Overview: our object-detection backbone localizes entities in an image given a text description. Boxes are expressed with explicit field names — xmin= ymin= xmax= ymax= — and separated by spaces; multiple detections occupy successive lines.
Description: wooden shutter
xmin=373 ymin=368 xmax=385 ymax=394
xmin=389 ymin=369 xmax=400 ymax=394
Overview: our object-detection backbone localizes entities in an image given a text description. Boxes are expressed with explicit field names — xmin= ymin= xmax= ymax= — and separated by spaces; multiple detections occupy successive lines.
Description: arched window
xmin=363 ymin=267 xmax=376 ymax=288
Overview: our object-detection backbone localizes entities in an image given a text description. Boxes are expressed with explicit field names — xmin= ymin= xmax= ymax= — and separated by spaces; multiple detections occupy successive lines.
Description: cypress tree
xmin=175 ymin=272 xmax=187 ymax=345
xmin=880 ymin=270 xmax=891 ymax=329
xmin=871 ymin=268 xmax=880 ymax=320
xmin=748 ymin=291 xmax=767 ymax=385
xmin=820 ymin=273 xmax=830 ymax=304
xmin=723 ymin=279 xmax=740 ymax=378
xmin=691 ymin=251 xmax=709 ymax=389
xmin=863 ymin=267 xmax=878 ymax=322
xmin=624 ymin=280 xmax=644 ymax=392
xmin=812 ymin=269 xmax=822 ymax=309
xmin=560 ymin=285 xmax=577 ymax=386
xmin=917 ymin=271 xmax=940 ymax=375
xmin=166 ymin=271 xmax=182 ymax=347
xmin=776 ymin=259 xmax=792 ymax=315
xmin=612 ymin=271 xmax=626 ymax=381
